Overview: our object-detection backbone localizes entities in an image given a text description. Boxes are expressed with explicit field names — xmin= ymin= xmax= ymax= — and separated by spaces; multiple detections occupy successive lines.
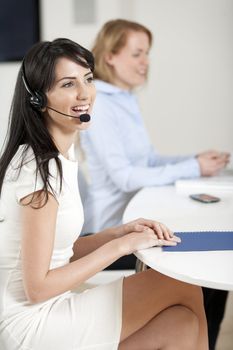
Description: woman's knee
xmin=172 ymin=305 xmax=199 ymax=349
xmin=182 ymin=284 xmax=204 ymax=308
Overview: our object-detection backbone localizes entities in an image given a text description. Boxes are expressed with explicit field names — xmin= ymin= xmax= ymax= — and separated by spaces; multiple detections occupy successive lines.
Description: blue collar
xmin=95 ymin=80 xmax=132 ymax=95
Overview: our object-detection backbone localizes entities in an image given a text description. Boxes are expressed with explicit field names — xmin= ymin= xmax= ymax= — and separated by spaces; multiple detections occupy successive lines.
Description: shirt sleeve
xmin=83 ymin=97 xmax=200 ymax=193
xmin=148 ymin=144 xmax=200 ymax=166
xmin=13 ymin=156 xmax=62 ymax=203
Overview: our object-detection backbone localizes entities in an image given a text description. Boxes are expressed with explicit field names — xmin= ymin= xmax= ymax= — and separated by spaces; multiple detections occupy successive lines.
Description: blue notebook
xmin=163 ymin=231 xmax=233 ymax=252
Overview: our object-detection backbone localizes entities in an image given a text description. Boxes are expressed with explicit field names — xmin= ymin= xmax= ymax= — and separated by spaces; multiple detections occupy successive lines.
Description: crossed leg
xmin=119 ymin=269 xmax=208 ymax=350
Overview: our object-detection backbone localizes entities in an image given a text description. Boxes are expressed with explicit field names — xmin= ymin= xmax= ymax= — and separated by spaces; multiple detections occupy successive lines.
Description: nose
xmin=141 ymin=54 xmax=149 ymax=67
xmin=76 ymin=83 xmax=89 ymax=100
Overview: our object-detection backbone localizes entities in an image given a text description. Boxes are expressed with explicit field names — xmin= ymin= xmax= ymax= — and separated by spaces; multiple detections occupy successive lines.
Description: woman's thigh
xmin=120 ymin=268 xmax=203 ymax=341
xmin=119 ymin=305 xmax=199 ymax=350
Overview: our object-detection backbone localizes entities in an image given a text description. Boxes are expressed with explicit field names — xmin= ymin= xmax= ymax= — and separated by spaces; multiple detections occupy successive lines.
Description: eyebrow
xmin=133 ymin=48 xmax=149 ymax=52
xmin=56 ymin=72 xmax=93 ymax=83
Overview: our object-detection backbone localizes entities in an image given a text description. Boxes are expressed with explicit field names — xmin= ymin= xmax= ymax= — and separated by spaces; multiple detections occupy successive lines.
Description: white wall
xmin=1 ymin=0 xmax=233 ymax=155
xmin=135 ymin=0 xmax=233 ymax=154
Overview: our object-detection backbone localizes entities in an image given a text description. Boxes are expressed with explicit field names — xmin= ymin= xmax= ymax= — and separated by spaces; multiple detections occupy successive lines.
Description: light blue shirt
xmin=80 ymin=80 xmax=200 ymax=233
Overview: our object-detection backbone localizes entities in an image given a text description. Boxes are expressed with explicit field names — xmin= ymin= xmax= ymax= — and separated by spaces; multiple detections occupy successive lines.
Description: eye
xmin=86 ymin=76 xmax=94 ymax=84
xmin=62 ymin=81 xmax=74 ymax=88
xmin=132 ymin=53 xmax=140 ymax=57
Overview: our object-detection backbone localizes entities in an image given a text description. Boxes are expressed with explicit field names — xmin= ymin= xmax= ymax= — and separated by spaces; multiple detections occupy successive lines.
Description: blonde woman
xmin=81 ymin=18 xmax=228 ymax=234
xmin=80 ymin=19 xmax=229 ymax=349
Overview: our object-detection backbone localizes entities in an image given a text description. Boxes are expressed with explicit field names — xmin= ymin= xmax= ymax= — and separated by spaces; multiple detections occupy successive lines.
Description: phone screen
xmin=189 ymin=193 xmax=220 ymax=203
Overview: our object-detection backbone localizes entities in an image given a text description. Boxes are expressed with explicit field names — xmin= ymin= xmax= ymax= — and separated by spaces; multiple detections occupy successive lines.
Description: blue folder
xmin=163 ymin=231 xmax=233 ymax=252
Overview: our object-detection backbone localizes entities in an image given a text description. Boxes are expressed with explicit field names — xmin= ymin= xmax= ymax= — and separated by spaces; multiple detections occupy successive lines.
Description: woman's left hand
xmin=115 ymin=218 xmax=181 ymax=243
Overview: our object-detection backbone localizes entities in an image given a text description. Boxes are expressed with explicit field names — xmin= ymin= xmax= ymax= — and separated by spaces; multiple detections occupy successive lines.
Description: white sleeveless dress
xmin=0 ymin=145 xmax=123 ymax=350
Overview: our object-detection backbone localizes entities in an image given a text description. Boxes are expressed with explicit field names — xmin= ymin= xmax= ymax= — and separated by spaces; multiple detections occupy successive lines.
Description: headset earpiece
xmin=21 ymin=60 xmax=47 ymax=111
xmin=29 ymin=91 xmax=47 ymax=110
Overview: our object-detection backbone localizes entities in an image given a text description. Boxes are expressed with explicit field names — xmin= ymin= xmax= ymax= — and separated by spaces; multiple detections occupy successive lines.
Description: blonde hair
xmin=92 ymin=19 xmax=153 ymax=84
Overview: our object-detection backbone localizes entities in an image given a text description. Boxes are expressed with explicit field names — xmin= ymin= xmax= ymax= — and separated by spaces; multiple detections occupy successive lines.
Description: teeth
xmin=72 ymin=104 xmax=89 ymax=112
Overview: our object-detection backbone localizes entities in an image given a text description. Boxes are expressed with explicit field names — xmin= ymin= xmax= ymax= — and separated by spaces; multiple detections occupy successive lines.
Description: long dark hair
xmin=0 ymin=38 xmax=94 ymax=206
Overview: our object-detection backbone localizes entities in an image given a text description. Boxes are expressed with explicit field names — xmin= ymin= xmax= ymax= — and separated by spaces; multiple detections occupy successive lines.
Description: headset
xmin=21 ymin=60 xmax=47 ymax=110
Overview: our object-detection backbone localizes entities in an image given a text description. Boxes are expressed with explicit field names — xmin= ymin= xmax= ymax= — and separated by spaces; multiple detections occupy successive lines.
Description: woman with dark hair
xmin=0 ymin=38 xmax=208 ymax=349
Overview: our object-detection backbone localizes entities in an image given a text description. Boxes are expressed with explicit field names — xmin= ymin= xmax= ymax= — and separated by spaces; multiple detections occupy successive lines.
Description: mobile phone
xmin=189 ymin=193 xmax=220 ymax=203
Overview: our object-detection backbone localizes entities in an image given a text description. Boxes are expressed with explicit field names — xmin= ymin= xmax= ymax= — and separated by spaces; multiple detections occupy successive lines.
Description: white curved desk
xmin=123 ymin=185 xmax=233 ymax=291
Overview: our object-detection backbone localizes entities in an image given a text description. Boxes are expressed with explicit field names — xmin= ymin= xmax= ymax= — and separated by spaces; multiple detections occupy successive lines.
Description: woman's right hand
xmin=197 ymin=150 xmax=230 ymax=176
xmin=117 ymin=223 xmax=180 ymax=256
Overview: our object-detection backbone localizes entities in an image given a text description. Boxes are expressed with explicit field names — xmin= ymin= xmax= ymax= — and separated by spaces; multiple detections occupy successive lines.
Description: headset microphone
xmin=47 ymin=106 xmax=91 ymax=123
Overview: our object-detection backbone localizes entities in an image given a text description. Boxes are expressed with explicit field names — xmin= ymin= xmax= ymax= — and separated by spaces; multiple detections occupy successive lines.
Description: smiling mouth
xmin=137 ymin=71 xmax=147 ymax=76
xmin=71 ymin=104 xmax=90 ymax=116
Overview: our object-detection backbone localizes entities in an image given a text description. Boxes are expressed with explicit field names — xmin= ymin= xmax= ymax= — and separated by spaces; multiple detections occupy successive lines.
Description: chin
xmin=77 ymin=121 xmax=91 ymax=131
xmin=139 ymin=77 xmax=146 ymax=85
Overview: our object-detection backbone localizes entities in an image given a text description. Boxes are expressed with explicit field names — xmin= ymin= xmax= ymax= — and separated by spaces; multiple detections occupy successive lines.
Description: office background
xmin=0 ymin=0 xmax=233 ymax=154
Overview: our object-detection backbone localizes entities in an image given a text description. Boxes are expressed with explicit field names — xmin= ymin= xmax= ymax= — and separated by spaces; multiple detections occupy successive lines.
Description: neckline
xmin=59 ymin=143 xmax=78 ymax=164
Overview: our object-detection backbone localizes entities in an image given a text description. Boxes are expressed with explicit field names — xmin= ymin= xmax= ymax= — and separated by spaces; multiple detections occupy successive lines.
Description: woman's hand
xmin=115 ymin=218 xmax=181 ymax=255
xmin=197 ymin=150 xmax=230 ymax=176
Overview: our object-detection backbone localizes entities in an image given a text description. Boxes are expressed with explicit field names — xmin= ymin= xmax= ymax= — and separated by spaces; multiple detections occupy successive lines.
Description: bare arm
xmin=21 ymin=192 xmax=178 ymax=304
xmin=70 ymin=227 xmax=120 ymax=261
xmin=21 ymin=192 xmax=125 ymax=304
xmin=71 ymin=217 xmax=178 ymax=261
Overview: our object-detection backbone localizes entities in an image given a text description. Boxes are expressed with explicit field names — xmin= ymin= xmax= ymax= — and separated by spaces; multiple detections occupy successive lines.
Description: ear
xmin=104 ymin=52 xmax=115 ymax=66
